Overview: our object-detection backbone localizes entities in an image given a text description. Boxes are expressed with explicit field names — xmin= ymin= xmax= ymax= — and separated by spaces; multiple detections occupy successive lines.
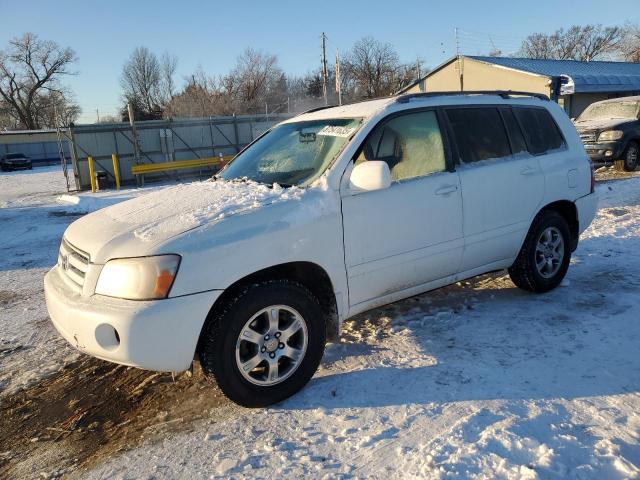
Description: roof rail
xmin=296 ymin=104 xmax=337 ymax=116
xmin=395 ymin=90 xmax=550 ymax=104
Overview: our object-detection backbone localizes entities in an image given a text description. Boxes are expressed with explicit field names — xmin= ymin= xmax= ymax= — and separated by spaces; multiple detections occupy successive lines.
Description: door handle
xmin=520 ymin=165 xmax=536 ymax=175
xmin=435 ymin=185 xmax=458 ymax=196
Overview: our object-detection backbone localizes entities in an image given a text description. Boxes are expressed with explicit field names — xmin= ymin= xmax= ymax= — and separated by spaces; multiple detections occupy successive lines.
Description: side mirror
xmin=349 ymin=161 xmax=392 ymax=192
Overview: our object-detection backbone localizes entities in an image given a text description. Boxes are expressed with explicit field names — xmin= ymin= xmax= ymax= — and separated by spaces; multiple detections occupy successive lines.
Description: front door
xmin=341 ymin=110 xmax=464 ymax=308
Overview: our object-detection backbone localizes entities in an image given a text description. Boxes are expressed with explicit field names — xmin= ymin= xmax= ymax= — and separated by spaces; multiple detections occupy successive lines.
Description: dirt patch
xmin=0 ymin=357 xmax=232 ymax=479
xmin=594 ymin=165 xmax=640 ymax=183
xmin=0 ymin=290 xmax=26 ymax=307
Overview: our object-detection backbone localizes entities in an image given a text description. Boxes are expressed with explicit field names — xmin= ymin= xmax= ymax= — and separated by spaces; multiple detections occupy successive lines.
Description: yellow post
xmin=111 ymin=153 xmax=121 ymax=190
xmin=88 ymin=156 xmax=97 ymax=193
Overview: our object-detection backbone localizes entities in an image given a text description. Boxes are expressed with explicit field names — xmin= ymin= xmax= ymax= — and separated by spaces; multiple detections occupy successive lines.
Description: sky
xmin=1 ymin=0 xmax=637 ymax=123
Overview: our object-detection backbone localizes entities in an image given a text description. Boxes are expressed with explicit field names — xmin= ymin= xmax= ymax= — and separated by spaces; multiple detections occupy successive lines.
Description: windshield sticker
xmin=317 ymin=125 xmax=356 ymax=137
xmin=299 ymin=132 xmax=316 ymax=143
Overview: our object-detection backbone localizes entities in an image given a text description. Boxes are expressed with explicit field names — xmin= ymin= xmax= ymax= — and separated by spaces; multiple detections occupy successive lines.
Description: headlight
xmin=598 ymin=130 xmax=623 ymax=142
xmin=95 ymin=255 xmax=181 ymax=300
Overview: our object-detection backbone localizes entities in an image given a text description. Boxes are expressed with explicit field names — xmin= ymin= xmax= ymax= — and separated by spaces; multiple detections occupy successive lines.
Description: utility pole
xmin=127 ymin=102 xmax=143 ymax=186
xmin=335 ymin=48 xmax=342 ymax=106
xmin=95 ymin=108 xmax=100 ymax=123
xmin=455 ymin=27 xmax=464 ymax=92
xmin=321 ymin=32 xmax=328 ymax=105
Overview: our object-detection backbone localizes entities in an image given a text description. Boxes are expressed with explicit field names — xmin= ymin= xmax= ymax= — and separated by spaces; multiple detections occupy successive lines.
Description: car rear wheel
xmin=198 ymin=280 xmax=326 ymax=407
xmin=508 ymin=210 xmax=571 ymax=293
xmin=614 ymin=141 xmax=638 ymax=172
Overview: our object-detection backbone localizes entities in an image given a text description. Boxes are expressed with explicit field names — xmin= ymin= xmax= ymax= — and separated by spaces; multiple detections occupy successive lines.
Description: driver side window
xmin=355 ymin=110 xmax=446 ymax=181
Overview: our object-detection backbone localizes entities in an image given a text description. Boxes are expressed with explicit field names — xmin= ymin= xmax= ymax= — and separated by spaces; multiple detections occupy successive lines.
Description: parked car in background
xmin=0 ymin=152 xmax=32 ymax=171
xmin=573 ymin=96 xmax=640 ymax=171
xmin=45 ymin=91 xmax=598 ymax=407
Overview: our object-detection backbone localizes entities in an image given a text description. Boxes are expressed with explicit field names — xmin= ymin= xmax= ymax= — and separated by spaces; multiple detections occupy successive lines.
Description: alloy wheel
xmin=235 ymin=305 xmax=308 ymax=386
xmin=535 ymin=226 xmax=564 ymax=279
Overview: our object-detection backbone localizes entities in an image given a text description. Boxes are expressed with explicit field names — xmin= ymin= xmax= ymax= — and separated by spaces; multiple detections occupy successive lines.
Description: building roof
xmin=399 ymin=55 xmax=640 ymax=95
xmin=469 ymin=56 xmax=640 ymax=94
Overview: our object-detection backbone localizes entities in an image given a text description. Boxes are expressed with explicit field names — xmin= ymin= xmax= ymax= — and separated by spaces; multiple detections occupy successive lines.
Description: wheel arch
xmin=197 ymin=261 xmax=339 ymax=353
xmin=538 ymin=200 xmax=579 ymax=251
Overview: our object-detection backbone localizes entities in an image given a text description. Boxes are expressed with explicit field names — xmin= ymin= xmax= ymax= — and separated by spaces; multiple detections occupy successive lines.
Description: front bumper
xmin=44 ymin=266 xmax=221 ymax=371
xmin=583 ymin=141 xmax=624 ymax=162
xmin=575 ymin=192 xmax=598 ymax=236
xmin=2 ymin=161 xmax=31 ymax=170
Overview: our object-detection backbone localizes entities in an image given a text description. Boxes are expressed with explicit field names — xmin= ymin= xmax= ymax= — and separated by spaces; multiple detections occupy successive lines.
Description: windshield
xmin=578 ymin=101 xmax=639 ymax=121
xmin=5 ymin=153 xmax=26 ymax=159
xmin=220 ymin=118 xmax=362 ymax=186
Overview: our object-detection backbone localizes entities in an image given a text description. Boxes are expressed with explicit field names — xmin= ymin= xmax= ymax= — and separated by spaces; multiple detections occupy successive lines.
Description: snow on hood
xmin=573 ymin=117 xmax=635 ymax=131
xmin=64 ymin=179 xmax=304 ymax=261
xmin=106 ymin=180 xmax=304 ymax=242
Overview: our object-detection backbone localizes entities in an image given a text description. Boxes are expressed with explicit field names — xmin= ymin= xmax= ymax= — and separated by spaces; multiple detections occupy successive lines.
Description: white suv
xmin=45 ymin=92 xmax=598 ymax=407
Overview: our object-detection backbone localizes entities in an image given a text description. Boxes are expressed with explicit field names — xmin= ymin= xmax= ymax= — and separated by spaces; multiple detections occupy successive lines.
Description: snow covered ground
xmin=0 ymin=167 xmax=165 ymax=397
xmin=1 ymin=166 xmax=639 ymax=479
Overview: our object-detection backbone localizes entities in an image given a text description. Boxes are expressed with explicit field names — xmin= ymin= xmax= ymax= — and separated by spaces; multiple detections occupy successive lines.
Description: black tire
xmin=198 ymin=280 xmax=326 ymax=407
xmin=614 ymin=141 xmax=639 ymax=172
xmin=508 ymin=210 xmax=572 ymax=293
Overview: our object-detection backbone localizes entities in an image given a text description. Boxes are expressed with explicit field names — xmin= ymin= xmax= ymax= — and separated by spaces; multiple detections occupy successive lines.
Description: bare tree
xmin=226 ymin=48 xmax=282 ymax=111
xmin=160 ymin=52 xmax=178 ymax=102
xmin=0 ymin=32 xmax=78 ymax=129
xmin=120 ymin=47 xmax=162 ymax=117
xmin=621 ymin=24 xmax=640 ymax=62
xmin=343 ymin=37 xmax=402 ymax=99
xmin=120 ymin=47 xmax=177 ymax=118
xmin=520 ymin=25 xmax=624 ymax=61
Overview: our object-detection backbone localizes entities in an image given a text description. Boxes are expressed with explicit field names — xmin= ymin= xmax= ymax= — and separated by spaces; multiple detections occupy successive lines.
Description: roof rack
xmin=296 ymin=104 xmax=338 ymax=116
xmin=395 ymin=90 xmax=550 ymax=104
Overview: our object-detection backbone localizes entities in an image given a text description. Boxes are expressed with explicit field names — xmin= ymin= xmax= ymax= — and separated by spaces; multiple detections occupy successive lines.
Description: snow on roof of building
xmin=470 ymin=56 xmax=640 ymax=93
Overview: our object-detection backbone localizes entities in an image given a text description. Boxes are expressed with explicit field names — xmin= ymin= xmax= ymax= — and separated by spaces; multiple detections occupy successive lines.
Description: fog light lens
xmin=605 ymin=150 xmax=614 ymax=157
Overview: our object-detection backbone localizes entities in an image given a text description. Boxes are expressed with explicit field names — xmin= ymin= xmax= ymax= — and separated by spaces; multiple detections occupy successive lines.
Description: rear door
xmin=445 ymin=106 xmax=545 ymax=272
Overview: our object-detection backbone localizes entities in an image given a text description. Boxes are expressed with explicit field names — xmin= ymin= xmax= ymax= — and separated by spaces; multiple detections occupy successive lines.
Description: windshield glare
xmin=578 ymin=101 xmax=639 ymax=121
xmin=220 ymin=118 xmax=362 ymax=186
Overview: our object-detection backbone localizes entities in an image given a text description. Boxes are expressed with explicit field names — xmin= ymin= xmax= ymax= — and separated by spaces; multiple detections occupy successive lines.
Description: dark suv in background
xmin=0 ymin=152 xmax=32 ymax=171
xmin=573 ymin=96 xmax=640 ymax=172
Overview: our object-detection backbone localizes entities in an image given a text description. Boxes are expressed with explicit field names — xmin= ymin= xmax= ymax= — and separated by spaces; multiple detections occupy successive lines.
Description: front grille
xmin=58 ymin=238 xmax=90 ymax=289
xmin=579 ymin=131 xmax=597 ymax=143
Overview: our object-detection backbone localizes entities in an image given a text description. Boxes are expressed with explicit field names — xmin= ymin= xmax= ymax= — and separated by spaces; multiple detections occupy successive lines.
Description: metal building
xmin=400 ymin=56 xmax=640 ymax=118
xmin=0 ymin=129 xmax=70 ymax=166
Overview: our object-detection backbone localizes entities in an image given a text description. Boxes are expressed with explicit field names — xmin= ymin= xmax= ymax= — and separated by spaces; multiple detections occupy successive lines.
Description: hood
xmin=573 ymin=117 xmax=636 ymax=132
xmin=64 ymin=180 xmax=304 ymax=263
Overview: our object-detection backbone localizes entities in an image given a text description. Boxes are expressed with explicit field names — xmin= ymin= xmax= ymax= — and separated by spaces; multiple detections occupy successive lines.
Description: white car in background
xmin=45 ymin=91 xmax=598 ymax=407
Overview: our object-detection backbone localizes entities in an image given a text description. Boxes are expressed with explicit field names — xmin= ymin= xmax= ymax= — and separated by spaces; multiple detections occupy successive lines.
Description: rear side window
xmin=445 ymin=108 xmax=511 ymax=163
xmin=513 ymin=107 xmax=565 ymax=155
xmin=500 ymin=108 xmax=528 ymax=155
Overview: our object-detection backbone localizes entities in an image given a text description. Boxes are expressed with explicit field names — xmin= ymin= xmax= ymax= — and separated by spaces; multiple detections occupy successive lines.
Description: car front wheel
xmin=198 ymin=280 xmax=326 ymax=407
xmin=615 ymin=141 xmax=638 ymax=172
xmin=508 ymin=210 xmax=571 ymax=293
